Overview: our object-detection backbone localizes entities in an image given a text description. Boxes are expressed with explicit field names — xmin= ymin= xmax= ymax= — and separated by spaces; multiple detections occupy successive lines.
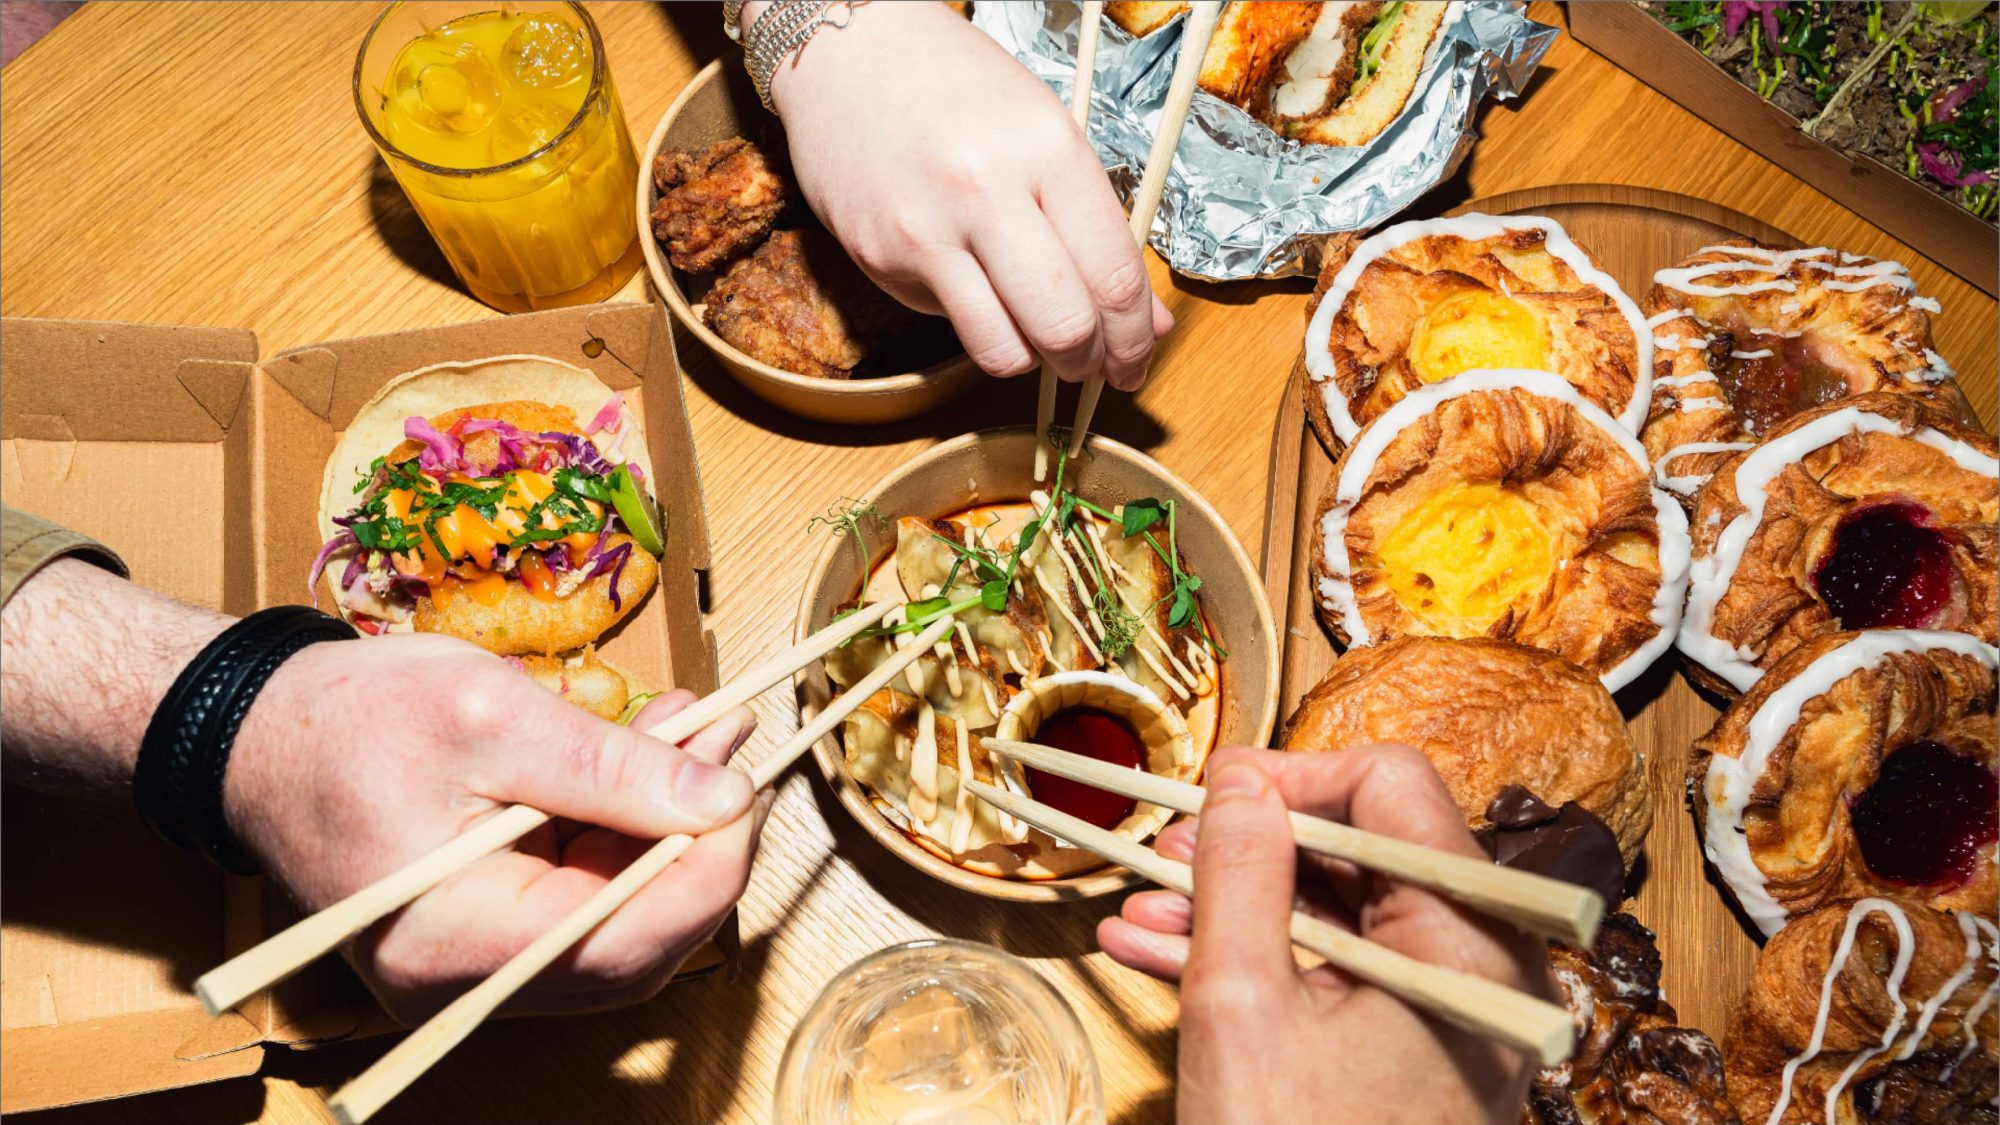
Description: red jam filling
xmin=1719 ymin=333 xmax=1851 ymax=435
xmin=1850 ymin=740 xmax=1998 ymax=888
xmin=1812 ymin=502 xmax=1954 ymax=629
xmin=1026 ymin=708 xmax=1143 ymax=831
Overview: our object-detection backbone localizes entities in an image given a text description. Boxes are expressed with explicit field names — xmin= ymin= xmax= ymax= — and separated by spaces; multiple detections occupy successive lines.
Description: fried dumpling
xmin=893 ymin=516 xmax=1052 ymax=680
xmin=842 ymin=689 xmax=1028 ymax=856
xmin=1093 ymin=515 xmax=1215 ymax=703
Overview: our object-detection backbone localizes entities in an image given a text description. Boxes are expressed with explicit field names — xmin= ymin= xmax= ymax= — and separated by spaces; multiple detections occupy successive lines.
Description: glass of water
xmin=774 ymin=939 xmax=1105 ymax=1125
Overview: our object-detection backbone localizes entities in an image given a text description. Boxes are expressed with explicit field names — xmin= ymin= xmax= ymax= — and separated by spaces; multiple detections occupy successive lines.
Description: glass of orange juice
xmin=354 ymin=2 xmax=641 ymax=312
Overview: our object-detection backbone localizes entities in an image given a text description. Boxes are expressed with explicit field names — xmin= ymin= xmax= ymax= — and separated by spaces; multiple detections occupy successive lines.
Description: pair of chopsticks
xmin=976 ymin=737 xmax=1592 ymax=1067
xmin=1035 ymin=0 xmax=1224 ymax=481
xmin=195 ymin=600 xmax=955 ymax=1125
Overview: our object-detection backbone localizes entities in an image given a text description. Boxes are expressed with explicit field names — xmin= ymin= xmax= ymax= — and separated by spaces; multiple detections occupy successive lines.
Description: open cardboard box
xmin=0 ymin=303 xmax=724 ymax=1113
xmin=1566 ymin=1 xmax=1998 ymax=298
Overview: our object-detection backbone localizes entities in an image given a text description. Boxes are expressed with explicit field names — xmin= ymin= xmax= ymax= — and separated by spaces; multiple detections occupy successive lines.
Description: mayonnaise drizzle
xmin=909 ymin=702 xmax=939 ymax=823
xmin=1700 ymin=632 xmax=2000 ymax=934
xmin=948 ymin=720 xmax=974 ymax=855
xmin=1304 ymin=214 xmax=1652 ymax=442
xmin=1678 ymin=408 xmax=2000 ymax=690
xmin=1316 ymin=370 xmax=1690 ymax=692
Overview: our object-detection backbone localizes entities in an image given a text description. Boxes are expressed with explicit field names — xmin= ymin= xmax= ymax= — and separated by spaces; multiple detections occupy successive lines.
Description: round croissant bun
xmin=1280 ymin=635 xmax=1651 ymax=868
xmin=1723 ymin=899 xmax=1998 ymax=1125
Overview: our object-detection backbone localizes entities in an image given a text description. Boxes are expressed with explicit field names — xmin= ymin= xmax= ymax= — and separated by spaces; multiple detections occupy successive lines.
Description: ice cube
xmin=503 ymin=13 xmax=589 ymax=90
xmin=390 ymin=38 xmax=501 ymax=135
xmin=491 ymin=97 xmax=573 ymax=162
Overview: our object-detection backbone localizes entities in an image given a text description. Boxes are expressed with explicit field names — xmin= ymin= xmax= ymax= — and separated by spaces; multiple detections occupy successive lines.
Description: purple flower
xmin=1931 ymin=75 xmax=1989 ymax=124
xmin=1917 ymin=141 xmax=1996 ymax=188
xmin=1722 ymin=1 xmax=1787 ymax=42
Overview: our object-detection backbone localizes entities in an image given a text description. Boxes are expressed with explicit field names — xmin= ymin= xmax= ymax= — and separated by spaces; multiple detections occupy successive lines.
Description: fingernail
xmin=1207 ymin=763 xmax=1267 ymax=803
xmin=677 ymin=760 xmax=751 ymax=822
xmin=1157 ymin=825 xmax=1195 ymax=862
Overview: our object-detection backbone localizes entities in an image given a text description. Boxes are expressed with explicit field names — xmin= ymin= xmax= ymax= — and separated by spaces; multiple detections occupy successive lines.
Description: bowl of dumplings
xmin=796 ymin=428 xmax=1281 ymax=902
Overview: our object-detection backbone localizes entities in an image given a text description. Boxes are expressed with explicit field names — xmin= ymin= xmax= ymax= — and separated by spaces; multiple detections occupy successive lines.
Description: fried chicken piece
xmin=704 ymin=228 xmax=939 ymax=379
xmin=411 ymin=532 xmax=657 ymax=657
xmin=513 ymin=648 xmax=633 ymax=722
xmin=650 ymin=137 xmax=788 ymax=272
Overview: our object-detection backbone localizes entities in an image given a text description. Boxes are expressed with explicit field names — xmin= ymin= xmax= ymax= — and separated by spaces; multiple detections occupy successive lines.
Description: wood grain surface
xmin=1 ymin=4 xmax=1992 ymax=1124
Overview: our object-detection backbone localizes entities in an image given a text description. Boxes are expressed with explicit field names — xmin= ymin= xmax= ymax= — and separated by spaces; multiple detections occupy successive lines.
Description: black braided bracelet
xmin=135 ymin=606 xmax=358 ymax=874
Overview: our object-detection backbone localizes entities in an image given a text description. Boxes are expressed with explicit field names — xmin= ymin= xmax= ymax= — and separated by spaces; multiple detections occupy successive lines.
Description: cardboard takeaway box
xmin=1567 ymin=0 xmax=1998 ymax=298
xmin=0 ymin=302 xmax=725 ymax=1113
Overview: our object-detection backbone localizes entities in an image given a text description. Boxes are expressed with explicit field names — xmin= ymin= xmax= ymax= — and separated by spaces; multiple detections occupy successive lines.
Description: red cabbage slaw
xmin=310 ymin=410 xmax=645 ymax=627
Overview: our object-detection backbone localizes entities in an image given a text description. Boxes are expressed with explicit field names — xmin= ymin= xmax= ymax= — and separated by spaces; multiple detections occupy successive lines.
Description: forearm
xmin=0 ymin=558 xmax=230 ymax=798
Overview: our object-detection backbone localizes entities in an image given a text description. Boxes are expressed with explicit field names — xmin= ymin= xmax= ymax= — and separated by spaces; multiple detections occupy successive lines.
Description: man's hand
xmin=761 ymin=1 xmax=1173 ymax=389
xmin=228 ymin=634 xmax=764 ymax=1022
xmin=1 ymin=558 xmax=764 ymax=1024
xmin=1098 ymin=745 xmax=1554 ymax=1125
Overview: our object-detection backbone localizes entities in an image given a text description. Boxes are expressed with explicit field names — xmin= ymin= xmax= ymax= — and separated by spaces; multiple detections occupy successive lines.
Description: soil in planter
xmin=1641 ymin=1 xmax=1998 ymax=223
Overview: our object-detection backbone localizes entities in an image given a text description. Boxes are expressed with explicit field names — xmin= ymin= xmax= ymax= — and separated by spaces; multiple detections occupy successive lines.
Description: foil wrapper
xmin=972 ymin=1 xmax=1559 ymax=282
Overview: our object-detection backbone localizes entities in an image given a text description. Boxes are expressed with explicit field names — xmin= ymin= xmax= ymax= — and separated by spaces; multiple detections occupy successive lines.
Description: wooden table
xmin=4 ymin=4 xmax=1993 ymax=1123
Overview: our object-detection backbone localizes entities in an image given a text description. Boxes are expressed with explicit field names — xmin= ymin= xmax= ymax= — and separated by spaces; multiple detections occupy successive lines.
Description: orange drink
xmin=355 ymin=2 xmax=640 ymax=312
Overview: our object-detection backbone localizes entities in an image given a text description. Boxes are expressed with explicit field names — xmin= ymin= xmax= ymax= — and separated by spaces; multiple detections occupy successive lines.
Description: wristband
xmin=134 ymin=606 xmax=358 ymax=874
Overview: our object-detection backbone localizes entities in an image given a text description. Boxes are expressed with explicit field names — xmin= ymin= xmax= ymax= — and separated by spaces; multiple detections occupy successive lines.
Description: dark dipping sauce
xmin=1026 ymin=708 xmax=1145 ymax=830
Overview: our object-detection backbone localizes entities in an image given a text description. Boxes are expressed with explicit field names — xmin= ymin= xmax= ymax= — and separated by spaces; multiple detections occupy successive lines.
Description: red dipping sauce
xmin=1026 ymin=708 xmax=1145 ymax=830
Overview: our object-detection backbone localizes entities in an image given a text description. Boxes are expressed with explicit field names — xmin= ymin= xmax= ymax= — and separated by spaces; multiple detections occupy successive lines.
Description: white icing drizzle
xmin=1679 ymin=407 xmax=2000 ymax=689
xmin=1895 ymin=913 xmax=1992 ymax=1063
xmin=1653 ymin=440 xmax=1755 ymax=495
xmin=1910 ymin=296 xmax=1942 ymax=313
xmin=1646 ymin=308 xmax=1695 ymax=328
xmin=1945 ymin=916 xmax=2000 ymax=1080
xmin=1654 ymin=372 xmax=1720 ymax=389
xmin=1701 ymin=632 xmax=2000 ymax=934
xmin=909 ymin=702 xmax=939 ymax=823
xmin=1304 ymin=213 xmax=1653 ymax=442
xmin=1655 ymin=334 xmax=1712 ymax=350
xmin=1731 ymin=349 xmax=1775 ymax=359
xmin=1913 ymin=348 xmax=1958 ymax=383
xmin=1316 ymin=369 xmax=1689 ymax=692
xmin=1766 ymin=899 xmax=1915 ymax=1125
xmin=948 ymin=721 xmax=975 ymax=855
xmin=1675 ymin=397 xmax=1731 ymax=414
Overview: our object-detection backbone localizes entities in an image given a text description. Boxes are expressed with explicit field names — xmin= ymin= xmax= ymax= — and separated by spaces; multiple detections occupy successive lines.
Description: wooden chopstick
xmin=963 ymin=777 xmax=1575 ymax=1067
xmin=1036 ymin=0 xmax=1108 ymax=483
xmin=1066 ymin=0 xmax=1222 ymax=459
xmin=325 ymin=613 xmax=958 ymax=1125
xmin=985 ymin=738 xmax=1603 ymax=945
xmin=194 ymin=598 xmax=903 ymax=1019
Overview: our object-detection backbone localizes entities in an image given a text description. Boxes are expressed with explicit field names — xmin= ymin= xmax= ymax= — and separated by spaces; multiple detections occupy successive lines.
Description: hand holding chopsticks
xmin=973 ymin=740 xmax=1582 ymax=1068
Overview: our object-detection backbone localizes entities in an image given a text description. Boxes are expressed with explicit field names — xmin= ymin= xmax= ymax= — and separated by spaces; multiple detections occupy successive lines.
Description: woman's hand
xmin=228 ymin=633 xmax=766 ymax=1022
xmin=1098 ymin=745 xmax=1554 ymax=1125
xmin=761 ymin=1 xmax=1172 ymax=388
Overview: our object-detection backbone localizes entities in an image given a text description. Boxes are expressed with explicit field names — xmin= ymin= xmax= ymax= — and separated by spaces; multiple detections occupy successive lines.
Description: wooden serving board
xmin=1260 ymin=185 xmax=1802 ymax=1039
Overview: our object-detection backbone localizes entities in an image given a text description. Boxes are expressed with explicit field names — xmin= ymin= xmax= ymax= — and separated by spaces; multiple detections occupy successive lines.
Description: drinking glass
xmin=774 ymin=939 xmax=1106 ymax=1125
xmin=354 ymin=1 xmax=642 ymax=312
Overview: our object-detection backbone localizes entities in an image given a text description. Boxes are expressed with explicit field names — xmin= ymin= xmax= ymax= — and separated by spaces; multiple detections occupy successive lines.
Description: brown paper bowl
xmin=638 ymin=60 xmax=982 ymax=425
xmin=795 ymin=428 xmax=1282 ymax=902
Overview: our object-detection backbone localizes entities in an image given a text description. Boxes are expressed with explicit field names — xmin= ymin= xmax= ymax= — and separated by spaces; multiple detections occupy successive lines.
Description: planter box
xmin=1568 ymin=0 xmax=1997 ymax=296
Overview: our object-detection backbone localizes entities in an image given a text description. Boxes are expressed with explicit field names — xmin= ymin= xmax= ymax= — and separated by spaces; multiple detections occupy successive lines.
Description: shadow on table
xmin=670 ymin=316 xmax=1174 ymax=455
xmin=365 ymin=154 xmax=462 ymax=300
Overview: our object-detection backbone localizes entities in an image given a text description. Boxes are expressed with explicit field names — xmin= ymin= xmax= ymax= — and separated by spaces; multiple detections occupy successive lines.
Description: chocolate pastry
xmin=1477 ymin=786 xmax=1627 ymax=908
xmin=1723 ymin=899 xmax=1997 ymax=1124
xmin=1678 ymin=392 xmax=1998 ymax=694
xmin=1527 ymin=912 xmax=1739 ymax=1125
xmin=1282 ymin=636 xmax=1652 ymax=868
xmin=1691 ymin=629 xmax=1997 ymax=937
xmin=1312 ymin=371 xmax=1690 ymax=692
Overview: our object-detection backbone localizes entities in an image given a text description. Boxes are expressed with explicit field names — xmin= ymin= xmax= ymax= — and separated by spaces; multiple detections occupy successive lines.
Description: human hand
xmin=762 ymin=0 xmax=1173 ymax=388
xmin=225 ymin=632 xmax=766 ymax=1022
xmin=1098 ymin=745 xmax=1553 ymax=1125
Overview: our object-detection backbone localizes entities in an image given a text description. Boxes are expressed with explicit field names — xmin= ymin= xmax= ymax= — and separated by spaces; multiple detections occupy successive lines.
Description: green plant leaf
xmin=981 ymin=580 xmax=1008 ymax=612
xmin=1122 ymin=498 xmax=1165 ymax=537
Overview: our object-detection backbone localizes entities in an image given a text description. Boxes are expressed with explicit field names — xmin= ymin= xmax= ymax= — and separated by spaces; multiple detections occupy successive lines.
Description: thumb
xmin=1188 ymin=756 xmax=1298 ymax=985
xmin=501 ymin=704 xmax=756 ymax=839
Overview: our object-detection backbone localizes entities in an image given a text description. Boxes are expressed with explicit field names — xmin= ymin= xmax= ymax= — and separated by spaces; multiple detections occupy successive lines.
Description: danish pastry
xmin=1312 ymin=370 xmax=1690 ymax=692
xmin=1692 ymin=630 xmax=1998 ymax=937
xmin=1677 ymin=393 xmax=1999 ymax=693
xmin=1281 ymin=635 xmax=1651 ymax=871
xmin=1642 ymin=240 xmax=1972 ymax=500
xmin=1528 ymin=912 xmax=1738 ymax=1125
xmin=1304 ymin=214 xmax=1650 ymax=448
xmin=1722 ymin=899 xmax=1997 ymax=1125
